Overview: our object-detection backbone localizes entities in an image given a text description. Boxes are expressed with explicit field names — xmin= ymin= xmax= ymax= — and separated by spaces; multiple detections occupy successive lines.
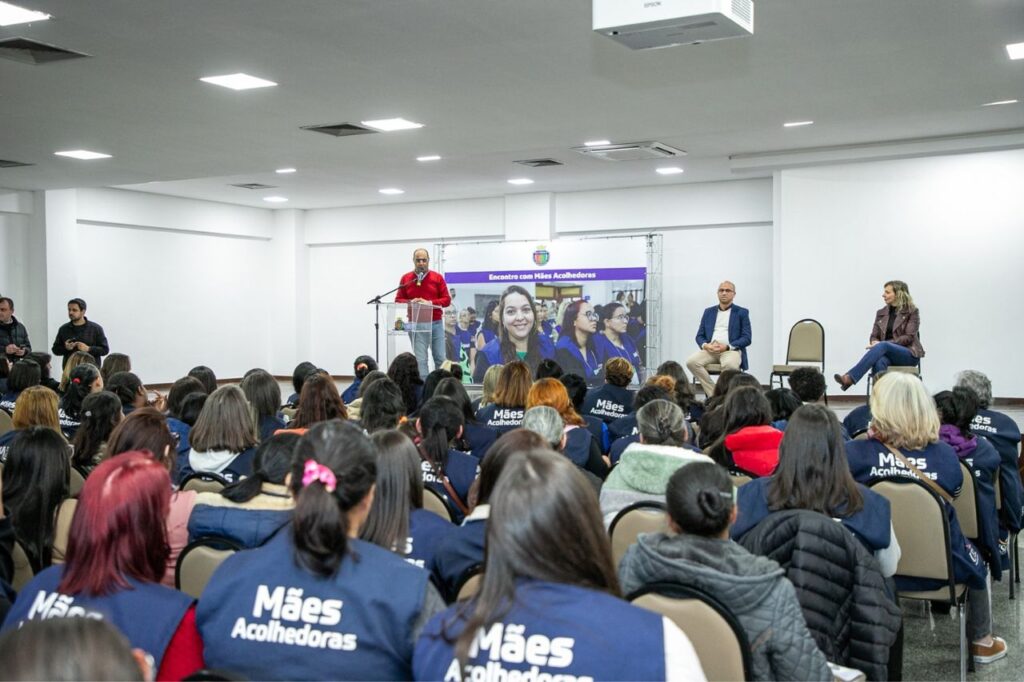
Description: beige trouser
xmin=686 ymin=349 xmax=742 ymax=397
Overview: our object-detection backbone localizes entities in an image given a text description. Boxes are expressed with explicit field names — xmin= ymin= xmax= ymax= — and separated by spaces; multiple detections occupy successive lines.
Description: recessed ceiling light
xmin=655 ymin=166 xmax=684 ymax=175
xmin=275 ymin=167 xmax=297 ymax=174
xmin=199 ymin=73 xmax=278 ymax=90
xmin=361 ymin=118 xmax=423 ymax=132
xmin=379 ymin=188 xmax=405 ymax=195
xmin=507 ymin=178 xmax=534 ymax=186
xmin=416 ymin=155 xmax=442 ymax=162
xmin=783 ymin=120 xmax=814 ymax=128
xmin=54 ymin=150 xmax=111 ymax=160
xmin=0 ymin=1 xmax=50 ymax=26
xmin=1006 ymin=42 xmax=1024 ymax=60
xmin=263 ymin=196 xmax=288 ymax=203
xmin=981 ymin=99 xmax=1018 ymax=107
xmin=584 ymin=139 xmax=611 ymax=147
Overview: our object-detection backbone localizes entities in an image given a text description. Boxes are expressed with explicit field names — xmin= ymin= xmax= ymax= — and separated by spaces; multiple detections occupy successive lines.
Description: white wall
xmin=777 ymin=149 xmax=1024 ymax=397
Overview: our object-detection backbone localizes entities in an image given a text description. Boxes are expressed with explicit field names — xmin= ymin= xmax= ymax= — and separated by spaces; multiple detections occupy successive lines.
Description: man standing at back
xmin=0 ymin=297 xmax=31 ymax=363
xmin=51 ymin=297 xmax=109 ymax=367
xmin=396 ymin=248 xmax=451 ymax=378
xmin=686 ymin=281 xmax=751 ymax=396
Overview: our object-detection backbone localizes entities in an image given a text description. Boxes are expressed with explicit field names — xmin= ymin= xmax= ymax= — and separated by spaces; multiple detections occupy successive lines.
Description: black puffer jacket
xmin=737 ymin=510 xmax=902 ymax=682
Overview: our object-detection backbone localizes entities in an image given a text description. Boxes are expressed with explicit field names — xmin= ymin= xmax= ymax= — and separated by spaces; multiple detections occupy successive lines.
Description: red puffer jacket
xmin=725 ymin=425 xmax=784 ymax=477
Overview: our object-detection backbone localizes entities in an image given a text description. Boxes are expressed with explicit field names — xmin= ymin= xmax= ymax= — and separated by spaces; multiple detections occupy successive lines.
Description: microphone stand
xmin=367 ymin=284 xmax=403 ymax=364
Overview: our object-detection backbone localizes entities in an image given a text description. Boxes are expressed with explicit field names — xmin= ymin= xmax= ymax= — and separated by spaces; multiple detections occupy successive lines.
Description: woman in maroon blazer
xmin=835 ymin=280 xmax=924 ymax=390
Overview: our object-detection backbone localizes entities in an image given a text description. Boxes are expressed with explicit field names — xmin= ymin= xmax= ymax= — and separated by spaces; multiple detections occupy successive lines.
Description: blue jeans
xmin=411 ymin=319 xmax=446 ymax=378
xmin=847 ymin=341 xmax=918 ymax=383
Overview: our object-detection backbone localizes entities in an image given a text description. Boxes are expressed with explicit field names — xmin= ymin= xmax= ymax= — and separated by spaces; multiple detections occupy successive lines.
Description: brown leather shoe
xmin=833 ymin=373 xmax=854 ymax=391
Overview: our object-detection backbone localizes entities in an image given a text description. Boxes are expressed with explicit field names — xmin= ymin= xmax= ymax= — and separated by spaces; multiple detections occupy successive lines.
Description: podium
xmin=375 ymin=301 xmax=444 ymax=374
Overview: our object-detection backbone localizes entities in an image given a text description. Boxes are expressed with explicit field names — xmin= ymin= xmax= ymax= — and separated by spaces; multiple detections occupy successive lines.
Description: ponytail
xmin=289 ymin=422 xmax=377 ymax=577
xmin=60 ymin=364 xmax=101 ymax=420
xmin=416 ymin=397 xmax=464 ymax=474
xmin=221 ymin=432 xmax=299 ymax=504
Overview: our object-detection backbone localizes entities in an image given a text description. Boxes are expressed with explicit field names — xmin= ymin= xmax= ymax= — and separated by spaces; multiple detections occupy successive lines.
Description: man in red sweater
xmin=396 ymin=248 xmax=451 ymax=378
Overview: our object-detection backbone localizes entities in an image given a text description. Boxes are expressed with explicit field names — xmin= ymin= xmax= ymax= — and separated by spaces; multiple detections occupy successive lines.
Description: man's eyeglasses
xmin=718 ymin=288 xmax=734 ymax=294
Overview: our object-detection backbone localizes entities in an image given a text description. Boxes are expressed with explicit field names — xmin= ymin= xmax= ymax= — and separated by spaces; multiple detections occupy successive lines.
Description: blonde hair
xmin=884 ymin=280 xmax=915 ymax=311
xmin=12 ymin=386 xmax=61 ymax=431
xmin=59 ymin=351 xmax=97 ymax=392
xmin=478 ymin=364 xmax=503 ymax=409
xmin=869 ymin=372 xmax=938 ymax=450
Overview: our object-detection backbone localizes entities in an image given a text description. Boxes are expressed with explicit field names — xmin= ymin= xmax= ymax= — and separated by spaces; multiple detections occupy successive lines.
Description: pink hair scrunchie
xmin=301 ymin=459 xmax=337 ymax=493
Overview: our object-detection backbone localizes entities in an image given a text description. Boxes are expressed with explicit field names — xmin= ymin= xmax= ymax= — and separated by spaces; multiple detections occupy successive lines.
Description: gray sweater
xmin=619 ymin=533 xmax=831 ymax=682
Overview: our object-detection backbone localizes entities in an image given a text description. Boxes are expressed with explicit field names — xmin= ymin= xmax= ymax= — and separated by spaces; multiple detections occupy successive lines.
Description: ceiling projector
xmin=593 ymin=0 xmax=754 ymax=50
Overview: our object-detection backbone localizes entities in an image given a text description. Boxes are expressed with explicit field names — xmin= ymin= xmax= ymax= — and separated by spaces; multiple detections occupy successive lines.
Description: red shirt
xmin=396 ymin=270 xmax=451 ymax=322
xmin=725 ymin=425 xmax=784 ymax=477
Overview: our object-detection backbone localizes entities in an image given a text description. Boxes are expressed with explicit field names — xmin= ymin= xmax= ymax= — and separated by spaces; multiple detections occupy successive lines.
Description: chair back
xmin=422 ymin=485 xmax=456 ymax=523
xmin=0 ymin=409 xmax=13 ymax=436
xmin=951 ymin=461 xmax=980 ymax=540
xmin=181 ymin=472 xmax=230 ymax=494
xmin=175 ymin=536 xmax=241 ymax=599
xmin=608 ymin=501 xmax=669 ymax=567
xmin=730 ymin=473 xmax=752 ymax=488
xmin=454 ymin=564 xmax=484 ymax=602
xmin=629 ymin=582 xmax=752 ymax=682
xmin=12 ymin=540 xmax=35 ymax=590
xmin=68 ymin=466 xmax=87 ymax=499
xmin=51 ymin=498 xmax=78 ymax=565
xmin=786 ymin=319 xmax=825 ymax=365
xmin=870 ymin=478 xmax=956 ymax=598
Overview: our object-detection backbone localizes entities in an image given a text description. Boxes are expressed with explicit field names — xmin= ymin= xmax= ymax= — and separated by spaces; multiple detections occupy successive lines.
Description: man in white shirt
xmin=685 ymin=281 xmax=752 ymax=397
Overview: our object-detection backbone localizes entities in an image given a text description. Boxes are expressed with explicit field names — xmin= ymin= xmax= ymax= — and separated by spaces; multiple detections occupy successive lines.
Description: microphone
xmin=415 ymin=270 xmax=426 ymax=285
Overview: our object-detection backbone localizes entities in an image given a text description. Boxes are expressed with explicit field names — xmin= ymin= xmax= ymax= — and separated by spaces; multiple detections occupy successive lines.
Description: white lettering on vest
xmin=26 ymin=590 xmax=103 ymax=620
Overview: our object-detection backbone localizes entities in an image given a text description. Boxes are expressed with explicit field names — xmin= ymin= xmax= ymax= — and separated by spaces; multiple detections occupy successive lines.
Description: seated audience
xmin=581 ymin=358 xmax=635 ymax=424
xmin=417 ymin=397 xmax=479 ymax=520
xmin=105 ymin=371 xmax=149 ymax=416
xmin=600 ymin=399 xmax=711 ymax=526
xmin=359 ymin=378 xmax=407 ymax=434
xmin=765 ymin=388 xmax=801 ymax=431
xmin=845 ymin=373 xmax=1004 ymax=663
xmin=526 ymin=378 xmax=607 ymax=478
xmin=165 ymin=375 xmax=206 ymax=455
xmin=787 ymin=366 xmax=827 ymax=404
xmin=935 ymin=388 xmax=1002 ymax=577
xmin=471 ymin=363 xmax=503 ymax=413
xmin=280 ymin=373 xmax=348 ymax=435
xmin=414 ymin=448 xmax=704 ymax=681
xmin=1 ymin=452 xmax=203 ymax=680
xmin=27 ymin=352 xmax=59 ymax=395
xmin=655 ymin=359 xmax=703 ymax=422
xmin=560 ymin=372 xmax=608 ymax=453
xmin=70 ymin=390 xmax=123 ymax=474
xmin=285 ymin=360 xmax=318 ymax=407
xmin=57 ymin=351 xmax=96 ymax=394
xmin=240 ymin=368 xmax=285 ymax=441
xmin=197 ymin=421 xmax=444 ymax=680
xmin=732 ymin=404 xmax=901 ymax=576
xmin=608 ymin=383 xmax=674 ymax=464
xmin=0 ymin=386 xmax=62 ymax=464
xmin=187 ymin=365 xmax=218 ymax=395
xmin=107 ymin=408 xmax=196 ymax=587
xmin=343 ymin=354 xmax=378 ymax=404
xmin=1 ymin=427 xmax=70 ymax=572
xmin=697 ymin=372 xmax=761 ymax=449
xmin=705 ymin=386 xmax=783 ymax=477
xmin=0 ymin=617 xmax=151 ymax=681
xmin=475 ymin=361 xmax=530 ymax=434
xmin=187 ymin=432 xmax=299 ymax=547
xmin=0 ymin=358 xmax=40 ymax=414
xmin=361 ymin=430 xmax=455 ymax=569
xmin=99 ymin=352 xmax=131 ymax=384
xmin=430 ymin=429 xmax=548 ymax=603
xmin=420 ymin=368 xmax=453 ymax=408
xmin=433 ymin=377 xmax=496 ymax=461
xmin=535 ymin=357 xmax=563 ymax=380
xmin=182 ymin=385 xmax=259 ymax=483
xmin=389 ymin=352 xmax=425 ymax=415
xmin=58 ymin=363 xmax=103 ymax=438
xmin=620 ymin=461 xmax=831 ymax=682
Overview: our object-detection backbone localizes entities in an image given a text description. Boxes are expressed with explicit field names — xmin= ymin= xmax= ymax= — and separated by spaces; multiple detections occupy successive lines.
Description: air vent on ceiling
xmin=0 ymin=38 xmax=91 ymax=65
xmin=514 ymin=158 xmax=563 ymax=167
xmin=572 ymin=141 xmax=687 ymax=162
xmin=301 ymin=122 xmax=377 ymax=137
xmin=230 ymin=183 xmax=277 ymax=190
xmin=0 ymin=159 xmax=33 ymax=168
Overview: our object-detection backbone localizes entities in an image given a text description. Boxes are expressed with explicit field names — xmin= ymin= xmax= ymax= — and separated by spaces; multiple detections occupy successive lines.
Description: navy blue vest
xmin=430 ymin=519 xmax=486 ymax=602
xmin=58 ymin=407 xmax=80 ymax=439
xmin=593 ymin=332 xmax=643 ymax=378
xmin=461 ymin=422 xmax=498 ymax=461
xmin=407 ymin=507 xmax=456 ymax=570
xmin=563 ymin=427 xmax=594 ymax=469
xmin=609 ymin=413 xmax=638 ymax=442
xmin=413 ymin=581 xmax=667 ymax=681
xmin=0 ymin=390 xmax=19 ymax=414
xmin=180 ymin=447 xmax=257 ymax=484
xmin=609 ymin=434 xmax=640 ymax=465
xmin=0 ymin=429 xmax=17 ymax=465
xmin=971 ymin=409 xmax=1024 ymax=531
xmin=582 ymin=385 xmax=634 ymax=424
xmin=958 ymin=437 xmax=1003 ymax=578
xmin=554 ymin=335 xmax=602 ymax=384
xmin=475 ymin=404 xmax=525 ymax=435
xmin=420 ymin=450 xmax=479 ymax=521
xmin=2 ymin=565 xmax=192 ymax=668
xmin=472 ymin=335 xmax=555 ymax=383
xmin=196 ymin=530 xmax=431 ymax=681
xmin=846 ymin=438 xmax=988 ymax=589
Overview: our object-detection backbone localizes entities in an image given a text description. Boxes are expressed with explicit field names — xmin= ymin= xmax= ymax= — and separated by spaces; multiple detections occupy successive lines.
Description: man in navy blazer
xmin=685 ymin=281 xmax=751 ymax=396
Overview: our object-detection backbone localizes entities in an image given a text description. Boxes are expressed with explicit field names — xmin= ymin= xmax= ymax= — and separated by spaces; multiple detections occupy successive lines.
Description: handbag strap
xmin=883 ymin=442 xmax=954 ymax=504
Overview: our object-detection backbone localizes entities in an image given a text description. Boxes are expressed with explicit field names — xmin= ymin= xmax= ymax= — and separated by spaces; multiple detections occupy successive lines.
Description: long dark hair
xmin=71 ymin=391 xmax=122 ymax=470
xmin=765 ymin=388 xmax=801 ymax=422
xmin=360 ymin=430 xmax=424 ymax=555
xmin=292 ymin=374 xmax=348 ymax=428
xmin=447 ymin=449 xmax=619 ymax=666
xmin=106 ymin=371 xmax=143 ymax=411
xmin=60 ymin=364 xmax=100 ymax=420
xmin=767 ymin=404 xmax=863 ymax=516
xmin=934 ymin=388 xmax=978 ymax=438
xmin=7 ymin=359 xmax=41 ymax=393
xmin=559 ymin=300 xmax=595 ymax=349
xmin=480 ymin=300 xmax=499 ymax=336
xmin=220 ymin=432 xmax=300 ymax=504
xmin=474 ymin=429 xmax=546 ymax=507
xmin=361 ymin=378 xmax=406 ymax=434
xmin=432 ymin=377 xmax=477 ymax=424
xmin=655 ymin=360 xmax=699 ymax=411
xmin=422 ymin=369 xmax=453 ymax=404
xmin=167 ymin=376 xmax=205 ymax=420
xmin=387 ymin=352 xmax=423 ymax=415
xmin=706 ymin=386 xmax=772 ymax=467
xmin=417 ymin=397 xmax=464 ymax=475
xmin=496 ymin=286 xmax=544 ymax=370
xmin=2 ymin=427 xmax=71 ymax=570
xmin=241 ymin=369 xmax=282 ymax=422
xmin=666 ymin=461 xmax=734 ymax=536
xmin=290 ymin=421 xmax=377 ymax=577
